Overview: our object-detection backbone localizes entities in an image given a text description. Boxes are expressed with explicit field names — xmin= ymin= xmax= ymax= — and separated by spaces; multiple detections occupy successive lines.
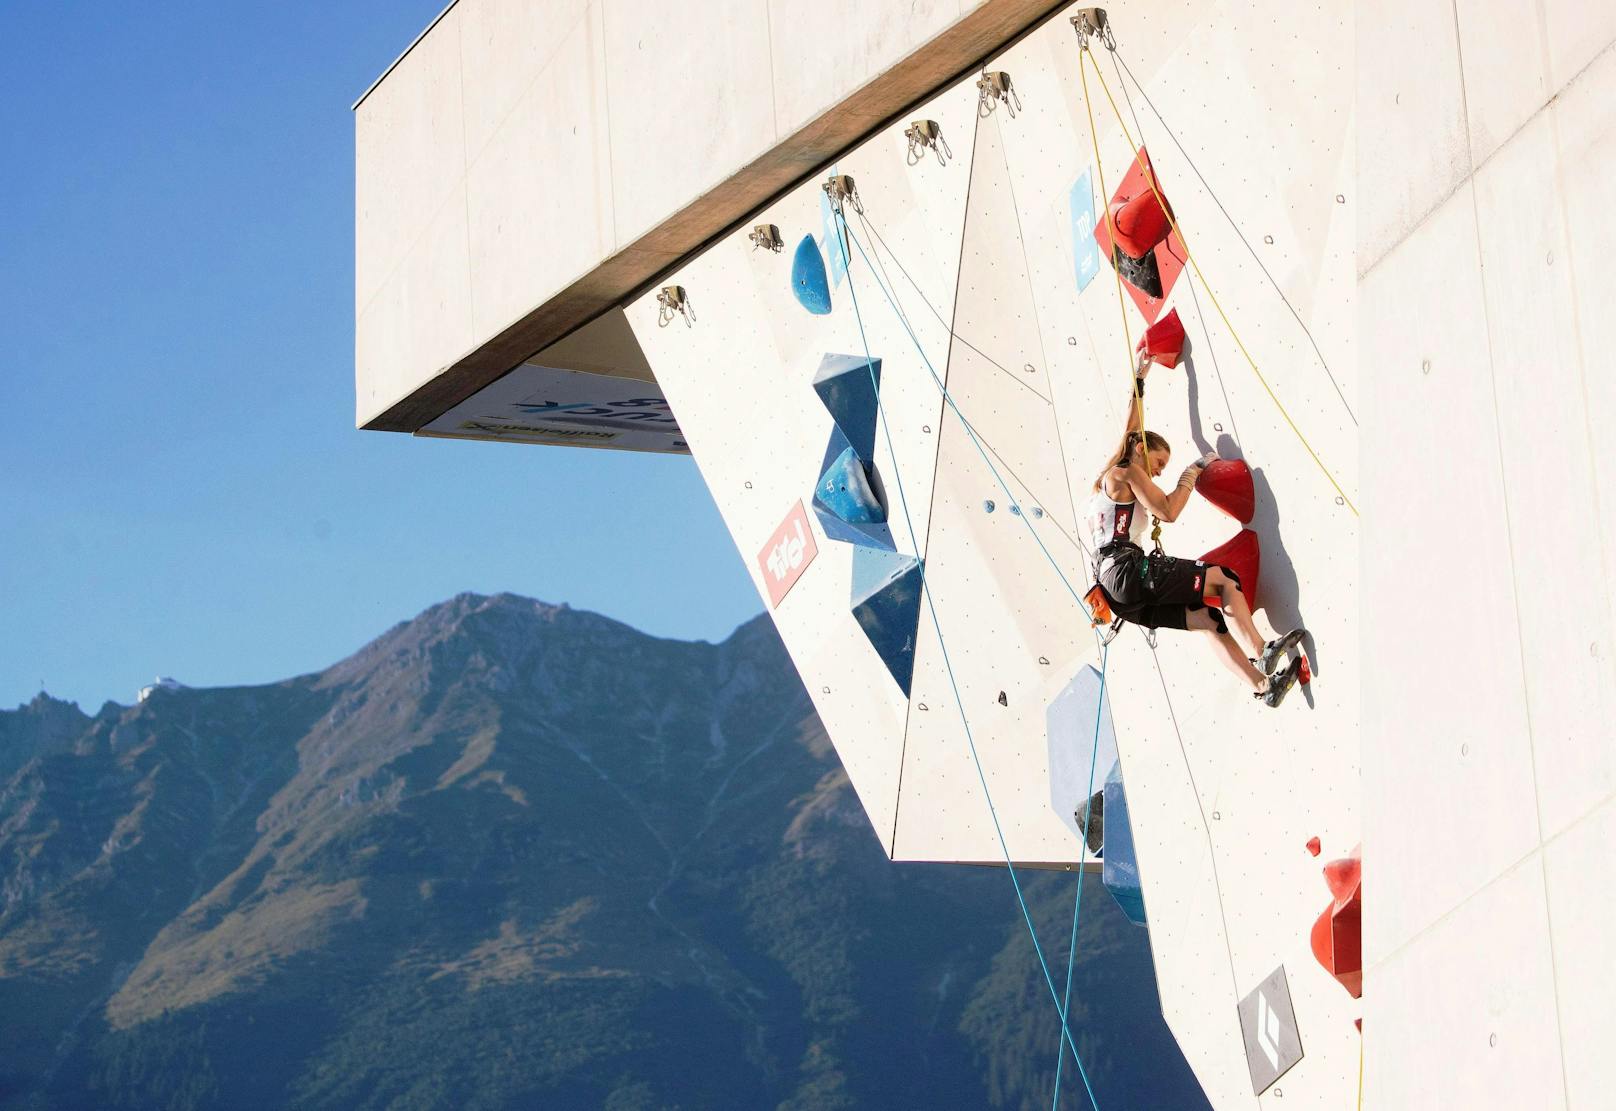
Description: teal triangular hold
xmin=791 ymin=235 xmax=832 ymax=315
xmin=813 ymin=353 xmax=882 ymax=462
xmin=850 ymin=549 xmax=923 ymax=696
xmin=813 ymin=504 xmax=895 ymax=550
xmin=850 ymin=546 xmax=916 ymax=607
xmin=817 ymin=445 xmax=885 ymax=525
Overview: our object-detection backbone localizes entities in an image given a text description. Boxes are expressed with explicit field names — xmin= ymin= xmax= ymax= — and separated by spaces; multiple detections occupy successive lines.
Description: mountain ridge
xmin=0 ymin=592 xmax=1207 ymax=1110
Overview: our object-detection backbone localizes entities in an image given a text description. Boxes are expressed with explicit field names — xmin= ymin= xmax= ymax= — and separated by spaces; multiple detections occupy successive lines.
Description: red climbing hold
xmin=1092 ymin=146 xmax=1184 ymax=323
xmin=1135 ymin=308 xmax=1186 ymax=368
xmin=1200 ymin=529 xmax=1261 ymax=611
xmin=1108 ymin=189 xmax=1172 ymax=260
xmin=1310 ymin=847 xmax=1363 ymax=1000
xmin=1196 ymin=459 xmax=1255 ymax=523
xmin=1306 ymin=836 xmax=1322 ymax=857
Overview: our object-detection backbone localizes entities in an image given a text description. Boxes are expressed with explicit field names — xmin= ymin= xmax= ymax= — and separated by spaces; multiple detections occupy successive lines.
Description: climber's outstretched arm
xmin=1124 ymin=349 xmax=1150 ymax=437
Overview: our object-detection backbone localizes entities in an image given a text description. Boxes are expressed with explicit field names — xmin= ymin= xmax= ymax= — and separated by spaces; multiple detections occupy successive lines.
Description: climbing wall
xmin=620 ymin=75 xmax=979 ymax=855
xmin=624 ymin=3 xmax=1358 ymax=1107
xmin=981 ymin=10 xmax=1362 ymax=1107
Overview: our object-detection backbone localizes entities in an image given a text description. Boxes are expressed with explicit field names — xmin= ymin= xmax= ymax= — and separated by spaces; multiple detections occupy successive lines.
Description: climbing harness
xmin=976 ymin=70 xmax=1021 ymax=118
xmin=903 ymin=119 xmax=952 ymax=167
xmin=656 ymin=285 xmax=694 ymax=328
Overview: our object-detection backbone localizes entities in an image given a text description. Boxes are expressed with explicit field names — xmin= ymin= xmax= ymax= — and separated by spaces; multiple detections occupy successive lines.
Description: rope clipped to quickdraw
xmin=1074 ymin=31 xmax=1359 ymax=517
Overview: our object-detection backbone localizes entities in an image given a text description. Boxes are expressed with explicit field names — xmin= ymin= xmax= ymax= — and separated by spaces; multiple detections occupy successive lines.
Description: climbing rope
xmin=829 ymin=198 xmax=1102 ymax=1108
xmin=844 ymin=215 xmax=1115 ymax=1111
xmin=1054 ymin=641 xmax=1110 ymax=1111
xmin=1076 ymin=32 xmax=1286 ymax=1070
xmin=1109 ymin=49 xmax=1358 ymax=429
xmin=1077 ymin=38 xmax=1144 ymax=435
xmin=1077 ymin=34 xmax=1168 ymax=554
xmin=1077 ymin=46 xmax=1359 ymax=517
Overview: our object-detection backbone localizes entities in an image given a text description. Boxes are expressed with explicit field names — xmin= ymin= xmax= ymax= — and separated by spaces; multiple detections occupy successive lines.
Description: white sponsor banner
xmin=422 ymin=363 xmax=688 ymax=454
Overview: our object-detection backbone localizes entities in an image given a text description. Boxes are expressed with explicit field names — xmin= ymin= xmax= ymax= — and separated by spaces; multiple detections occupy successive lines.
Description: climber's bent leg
xmin=1204 ymin=566 xmax=1264 ymax=660
xmin=1187 ymin=606 xmax=1266 ymax=694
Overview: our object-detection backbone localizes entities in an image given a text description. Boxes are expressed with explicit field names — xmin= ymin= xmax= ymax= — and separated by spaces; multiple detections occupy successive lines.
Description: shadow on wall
xmin=1179 ymin=340 xmax=1318 ymax=691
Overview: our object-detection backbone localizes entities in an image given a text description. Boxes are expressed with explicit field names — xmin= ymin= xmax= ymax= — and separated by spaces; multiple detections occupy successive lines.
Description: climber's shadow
xmin=1182 ymin=344 xmax=1318 ymax=703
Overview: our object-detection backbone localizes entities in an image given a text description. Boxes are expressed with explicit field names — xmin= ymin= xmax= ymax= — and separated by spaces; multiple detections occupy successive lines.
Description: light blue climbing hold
xmin=816 ymin=445 xmax=885 ymax=525
xmin=1045 ymin=665 xmax=1121 ymax=852
xmin=1102 ymin=761 xmax=1147 ymax=927
xmin=850 ymin=549 xmax=923 ymax=695
xmin=791 ymin=234 xmax=832 ymax=315
xmin=984 ymin=499 xmax=996 ymax=513
xmin=812 ymin=353 xmax=882 ymax=463
xmin=819 ymin=189 xmax=848 ymax=288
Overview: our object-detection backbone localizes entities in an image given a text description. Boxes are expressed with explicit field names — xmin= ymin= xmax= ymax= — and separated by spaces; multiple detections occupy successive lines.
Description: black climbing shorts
xmin=1096 ymin=544 xmax=1224 ymax=631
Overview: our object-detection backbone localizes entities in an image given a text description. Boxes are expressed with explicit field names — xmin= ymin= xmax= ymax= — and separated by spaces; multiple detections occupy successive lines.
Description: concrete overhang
xmin=354 ymin=0 xmax=1069 ymax=434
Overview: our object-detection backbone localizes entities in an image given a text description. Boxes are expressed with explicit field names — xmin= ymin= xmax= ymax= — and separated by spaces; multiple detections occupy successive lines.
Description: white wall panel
xmin=1356 ymin=0 xmax=1469 ymax=273
xmin=1364 ymin=5 xmax=1616 ymax=1107
xmin=1365 ymin=857 xmax=1566 ymax=1110
xmin=1471 ymin=112 xmax=1616 ymax=842
xmin=1454 ymin=0 xmax=1551 ymax=165
xmin=465 ymin=7 xmax=614 ymax=342
xmin=1361 ymin=185 xmax=1535 ymax=964
xmin=1544 ymin=796 xmax=1616 ymax=1108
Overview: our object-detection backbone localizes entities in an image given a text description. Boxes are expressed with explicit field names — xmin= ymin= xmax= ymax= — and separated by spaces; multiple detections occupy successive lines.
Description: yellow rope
xmin=1079 ymin=41 xmax=1162 ymax=550
xmin=1080 ymin=49 xmax=1359 ymax=518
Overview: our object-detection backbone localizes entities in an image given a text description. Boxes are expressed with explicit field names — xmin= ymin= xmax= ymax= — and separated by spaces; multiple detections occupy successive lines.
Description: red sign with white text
xmin=757 ymin=500 xmax=818 ymax=608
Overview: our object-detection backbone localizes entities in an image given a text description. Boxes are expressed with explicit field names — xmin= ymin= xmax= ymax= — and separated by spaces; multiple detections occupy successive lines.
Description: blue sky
xmin=0 ymin=2 xmax=760 ymax=711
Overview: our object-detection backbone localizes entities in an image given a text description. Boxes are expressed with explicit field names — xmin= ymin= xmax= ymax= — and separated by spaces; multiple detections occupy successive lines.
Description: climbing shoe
xmin=1259 ymin=628 xmax=1306 ymax=676
xmin=1257 ymin=656 xmax=1304 ymax=708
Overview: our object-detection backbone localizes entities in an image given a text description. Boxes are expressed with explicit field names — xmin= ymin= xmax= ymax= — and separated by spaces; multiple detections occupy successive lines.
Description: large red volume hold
xmin=1135 ymin=308 xmax=1186 ymax=368
xmin=1200 ymin=529 xmax=1261 ymax=610
xmin=1310 ymin=847 xmax=1363 ymax=1000
xmin=1108 ymin=188 xmax=1173 ymax=259
xmin=1196 ymin=459 xmax=1255 ymax=523
xmin=1092 ymin=146 xmax=1185 ymax=324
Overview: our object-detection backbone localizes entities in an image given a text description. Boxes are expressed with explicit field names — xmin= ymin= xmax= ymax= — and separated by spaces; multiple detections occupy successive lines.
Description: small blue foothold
xmin=1032 ymin=506 xmax=1045 ymax=519
xmin=1010 ymin=504 xmax=1022 ymax=516
xmin=791 ymin=234 xmax=832 ymax=315
xmin=984 ymin=500 xmax=996 ymax=513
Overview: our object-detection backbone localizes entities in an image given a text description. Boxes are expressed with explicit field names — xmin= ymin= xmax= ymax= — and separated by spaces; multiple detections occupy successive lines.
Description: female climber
xmin=1086 ymin=353 xmax=1304 ymax=707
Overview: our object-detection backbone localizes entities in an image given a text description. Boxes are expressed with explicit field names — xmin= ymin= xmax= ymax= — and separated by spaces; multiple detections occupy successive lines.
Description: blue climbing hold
xmin=812 ymin=353 xmax=882 ymax=463
xmin=850 ymin=548 xmax=923 ymax=695
xmin=816 ymin=445 xmax=886 ymax=525
xmin=811 ymin=427 xmax=895 ymax=548
xmin=792 ymin=234 xmax=832 ymax=315
xmin=1102 ymin=762 xmax=1147 ymax=927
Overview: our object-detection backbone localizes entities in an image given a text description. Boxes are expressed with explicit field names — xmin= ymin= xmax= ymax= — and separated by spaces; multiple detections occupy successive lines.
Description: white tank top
xmin=1086 ymin=485 xmax=1146 ymax=555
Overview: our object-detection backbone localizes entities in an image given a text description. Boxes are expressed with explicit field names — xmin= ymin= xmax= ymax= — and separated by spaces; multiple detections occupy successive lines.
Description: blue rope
xmin=1054 ymin=641 xmax=1109 ymax=1110
xmin=842 ymin=225 xmax=1091 ymax=610
xmin=832 ymin=205 xmax=1101 ymax=1109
